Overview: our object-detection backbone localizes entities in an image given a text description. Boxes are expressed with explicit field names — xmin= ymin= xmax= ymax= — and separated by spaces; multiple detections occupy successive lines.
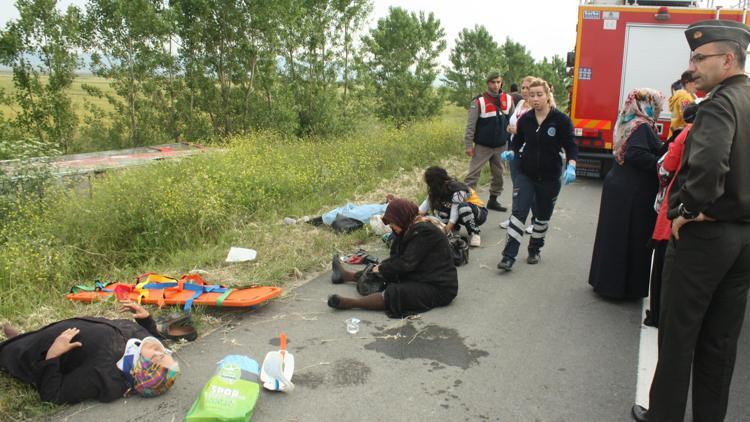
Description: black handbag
xmin=449 ymin=235 xmax=469 ymax=267
xmin=356 ymin=263 xmax=387 ymax=296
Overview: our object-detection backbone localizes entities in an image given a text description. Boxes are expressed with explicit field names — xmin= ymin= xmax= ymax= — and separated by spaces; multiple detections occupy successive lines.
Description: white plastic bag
xmin=225 ymin=247 xmax=257 ymax=263
xmin=369 ymin=214 xmax=392 ymax=235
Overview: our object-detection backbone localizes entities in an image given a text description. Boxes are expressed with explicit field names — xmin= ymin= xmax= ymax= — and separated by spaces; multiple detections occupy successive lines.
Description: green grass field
xmin=0 ymin=72 xmax=115 ymax=118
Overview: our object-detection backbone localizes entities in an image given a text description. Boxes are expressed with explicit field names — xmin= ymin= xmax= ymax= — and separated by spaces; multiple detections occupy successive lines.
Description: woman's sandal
xmin=156 ymin=314 xmax=198 ymax=342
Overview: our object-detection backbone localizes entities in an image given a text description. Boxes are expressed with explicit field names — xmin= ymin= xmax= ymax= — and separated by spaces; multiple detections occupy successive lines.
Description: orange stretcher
xmin=66 ymin=273 xmax=282 ymax=312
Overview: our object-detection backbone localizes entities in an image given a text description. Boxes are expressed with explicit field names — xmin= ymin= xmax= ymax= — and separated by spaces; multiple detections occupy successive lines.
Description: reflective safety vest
xmin=473 ymin=92 xmax=513 ymax=148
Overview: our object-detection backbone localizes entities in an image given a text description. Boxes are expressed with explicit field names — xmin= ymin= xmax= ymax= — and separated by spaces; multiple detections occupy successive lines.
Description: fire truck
xmin=568 ymin=0 xmax=750 ymax=178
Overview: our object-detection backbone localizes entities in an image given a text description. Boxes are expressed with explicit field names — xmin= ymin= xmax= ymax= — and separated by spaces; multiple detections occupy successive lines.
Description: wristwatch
xmin=678 ymin=203 xmax=700 ymax=219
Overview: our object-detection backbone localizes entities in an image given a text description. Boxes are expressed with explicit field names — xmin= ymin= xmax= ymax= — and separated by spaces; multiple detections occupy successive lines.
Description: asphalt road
xmin=58 ymin=177 xmax=750 ymax=422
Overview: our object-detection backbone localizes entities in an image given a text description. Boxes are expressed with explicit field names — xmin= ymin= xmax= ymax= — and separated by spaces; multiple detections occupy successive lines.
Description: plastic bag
xmin=369 ymin=214 xmax=392 ymax=235
xmin=185 ymin=355 xmax=261 ymax=421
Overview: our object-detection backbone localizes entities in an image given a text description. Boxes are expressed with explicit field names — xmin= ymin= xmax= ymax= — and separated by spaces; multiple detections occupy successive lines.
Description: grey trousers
xmin=464 ymin=144 xmax=505 ymax=197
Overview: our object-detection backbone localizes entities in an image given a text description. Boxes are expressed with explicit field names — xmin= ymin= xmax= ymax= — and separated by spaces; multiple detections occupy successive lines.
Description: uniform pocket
xmin=682 ymin=221 xmax=724 ymax=240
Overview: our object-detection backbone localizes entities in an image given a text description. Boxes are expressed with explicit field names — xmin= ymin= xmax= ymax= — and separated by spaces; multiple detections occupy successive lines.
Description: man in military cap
xmin=463 ymin=71 xmax=514 ymax=213
xmin=632 ymin=19 xmax=750 ymax=422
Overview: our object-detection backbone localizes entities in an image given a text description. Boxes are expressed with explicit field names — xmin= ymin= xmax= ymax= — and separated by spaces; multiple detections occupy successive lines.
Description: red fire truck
xmin=568 ymin=0 xmax=750 ymax=177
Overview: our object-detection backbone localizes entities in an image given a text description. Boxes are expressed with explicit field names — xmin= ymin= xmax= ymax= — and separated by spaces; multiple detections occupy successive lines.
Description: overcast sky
xmin=0 ymin=0 xmax=745 ymax=64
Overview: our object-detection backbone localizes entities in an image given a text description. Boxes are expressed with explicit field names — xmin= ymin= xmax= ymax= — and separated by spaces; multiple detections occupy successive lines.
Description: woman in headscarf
xmin=588 ymin=88 xmax=665 ymax=299
xmin=328 ymin=198 xmax=458 ymax=318
xmin=0 ymin=301 xmax=179 ymax=404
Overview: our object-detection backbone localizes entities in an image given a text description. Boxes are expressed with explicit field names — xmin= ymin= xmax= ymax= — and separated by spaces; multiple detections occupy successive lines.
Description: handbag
xmin=449 ymin=234 xmax=469 ymax=267
xmin=356 ymin=264 xmax=387 ymax=296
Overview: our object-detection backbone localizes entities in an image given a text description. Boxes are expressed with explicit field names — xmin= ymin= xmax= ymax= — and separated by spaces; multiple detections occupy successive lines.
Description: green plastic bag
xmin=186 ymin=355 xmax=261 ymax=421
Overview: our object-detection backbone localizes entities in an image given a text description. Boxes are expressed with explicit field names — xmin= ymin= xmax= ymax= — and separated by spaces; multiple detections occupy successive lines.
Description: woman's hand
xmin=507 ymin=124 xmax=517 ymax=135
xmin=119 ymin=300 xmax=150 ymax=320
xmin=372 ymin=265 xmax=380 ymax=273
xmin=46 ymin=328 xmax=82 ymax=360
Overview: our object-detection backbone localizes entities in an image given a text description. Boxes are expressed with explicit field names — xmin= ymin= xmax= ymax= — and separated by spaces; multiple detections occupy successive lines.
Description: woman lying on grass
xmin=327 ymin=198 xmax=458 ymax=318
xmin=0 ymin=301 xmax=179 ymax=404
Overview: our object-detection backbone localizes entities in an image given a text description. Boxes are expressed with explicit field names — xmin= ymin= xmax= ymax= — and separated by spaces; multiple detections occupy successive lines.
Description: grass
xmin=0 ymin=72 xmax=115 ymax=118
xmin=0 ymin=105 xmax=472 ymax=420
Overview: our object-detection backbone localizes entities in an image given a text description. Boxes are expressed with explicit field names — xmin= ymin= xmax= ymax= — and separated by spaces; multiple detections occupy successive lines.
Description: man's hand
xmin=465 ymin=147 xmax=474 ymax=157
xmin=119 ymin=300 xmax=150 ymax=320
xmin=671 ymin=213 xmax=716 ymax=240
xmin=46 ymin=328 xmax=82 ymax=360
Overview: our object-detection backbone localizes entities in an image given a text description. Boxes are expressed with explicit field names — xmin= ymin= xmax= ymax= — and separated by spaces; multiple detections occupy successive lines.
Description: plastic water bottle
xmin=345 ymin=317 xmax=360 ymax=334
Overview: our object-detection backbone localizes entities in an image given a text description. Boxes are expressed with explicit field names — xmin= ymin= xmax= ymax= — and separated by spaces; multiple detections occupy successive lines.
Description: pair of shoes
xmin=643 ymin=310 xmax=659 ymax=328
xmin=331 ymin=255 xmax=344 ymax=284
xmin=156 ymin=313 xmax=198 ymax=342
xmin=499 ymin=219 xmax=509 ymax=229
xmin=527 ymin=251 xmax=540 ymax=265
xmin=469 ymin=233 xmax=481 ymax=247
xmin=497 ymin=257 xmax=514 ymax=271
xmin=631 ymin=404 xmax=649 ymax=421
xmin=486 ymin=200 xmax=508 ymax=212
xmin=327 ymin=294 xmax=341 ymax=309
xmin=525 ymin=225 xmax=534 ymax=234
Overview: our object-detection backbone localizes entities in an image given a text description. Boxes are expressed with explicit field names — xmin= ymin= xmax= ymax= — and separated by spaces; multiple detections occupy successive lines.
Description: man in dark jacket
xmin=632 ymin=20 xmax=750 ymax=422
xmin=463 ymin=71 xmax=514 ymax=212
xmin=0 ymin=302 xmax=179 ymax=404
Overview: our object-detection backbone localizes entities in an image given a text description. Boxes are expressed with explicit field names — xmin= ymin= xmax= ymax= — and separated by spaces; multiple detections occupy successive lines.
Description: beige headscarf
xmin=612 ymin=88 xmax=665 ymax=165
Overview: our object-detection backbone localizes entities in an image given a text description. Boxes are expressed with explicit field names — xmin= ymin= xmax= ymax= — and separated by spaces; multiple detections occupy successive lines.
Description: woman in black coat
xmin=327 ymin=198 xmax=458 ymax=318
xmin=0 ymin=302 xmax=179 ymax=404
xmin=588 ymin=88 xmax=665 ymax=299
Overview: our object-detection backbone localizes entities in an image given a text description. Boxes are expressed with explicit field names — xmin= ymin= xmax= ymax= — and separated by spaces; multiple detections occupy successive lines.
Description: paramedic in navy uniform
xmin=632 ymin=19 xmax=750 ymax=422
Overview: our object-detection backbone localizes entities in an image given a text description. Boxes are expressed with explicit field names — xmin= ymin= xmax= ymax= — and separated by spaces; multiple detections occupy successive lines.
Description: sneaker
xmin=499 ymin=219 xmax=509 ymax=229
xmin=486 ymin=200 xmax=508 ymax=212
xmin=469 ymin=233 xmax=481 ymax=247
xmin=526 ymin=225 xmax=534 ymax=234
xmin=497 ymin=256 xmax=514 ymax=271
xmin=527 ymin=251 xmax=540 ymax=265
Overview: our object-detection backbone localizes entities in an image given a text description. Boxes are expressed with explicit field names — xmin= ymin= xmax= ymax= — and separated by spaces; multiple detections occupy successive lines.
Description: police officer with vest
xmin=463 ymin=71 xmax=514 ymax=212
xmin=632 ymin=20 xmax=750 ymax=422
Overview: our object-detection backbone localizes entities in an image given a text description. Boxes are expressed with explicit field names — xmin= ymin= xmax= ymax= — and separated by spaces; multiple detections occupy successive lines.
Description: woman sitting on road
xmin=327 ymin=198 xmax=458 ymax=318
xmin=0 ymin=301 xmax=179 ymax=404
xmin=419 ymin=166 xmax=487 ymax=247
xmin=497 ymin=78 xmax=578 ymax=271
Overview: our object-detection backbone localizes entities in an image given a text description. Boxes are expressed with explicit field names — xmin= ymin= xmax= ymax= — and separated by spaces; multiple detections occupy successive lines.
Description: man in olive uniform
xmin=632 ymin=20 xmax=750 ymax=422
xmin=463 ymin=71 xmax=514 ymax=212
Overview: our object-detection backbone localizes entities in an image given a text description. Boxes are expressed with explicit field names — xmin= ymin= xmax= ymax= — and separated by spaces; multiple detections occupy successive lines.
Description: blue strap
xmin=137 ymin=282 xmax=229 ymax=312
xmin=95 ymin=281 xmax=112 ymax=292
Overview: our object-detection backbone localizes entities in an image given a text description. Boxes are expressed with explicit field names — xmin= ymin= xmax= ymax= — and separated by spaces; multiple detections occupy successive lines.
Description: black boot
xmin=497 ymin=256 xmax=514 ymax=271
xmin=331 ymin=255 xmax=344 ymax=284
xmin=486 ymin=195 xmax=507 ymax=212
xmin=527 ymin=250 xmax=540 ymax=265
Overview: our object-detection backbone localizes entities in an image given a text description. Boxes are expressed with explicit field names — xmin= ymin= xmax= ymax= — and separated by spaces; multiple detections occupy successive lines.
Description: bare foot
xmin=2 ymin=323 xmax=20 ymax=339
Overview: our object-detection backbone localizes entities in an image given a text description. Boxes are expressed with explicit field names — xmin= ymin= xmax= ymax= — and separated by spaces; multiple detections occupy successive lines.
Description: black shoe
xmin=527 ymin=251 xmax=540 ymax=265
xmin=497 ymin=257 xmax=514 ymax=271
xmin=631 ymin=404 xmax=649 ymax=422
xmin=643 ymin=310 xmax=659 ymax=328
xmin=331 ymin=255 xmax=344 ymax=284
xmin=486 ymin=200 xmax=508 ymax=212
xmin=327 ymin=294 xmax=341 ymax=309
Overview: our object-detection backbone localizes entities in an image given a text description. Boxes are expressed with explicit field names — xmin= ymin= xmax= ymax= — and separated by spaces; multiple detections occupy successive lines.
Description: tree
xmin=361 ymin=7 xmax=446 ymax=127
xmin=533 ymin=55 xmax=569 ymax=110
xmin=499 ymin=37 xmax=535 ymax=90
xmin=0 ymin=0 xmax=81 ymax=154
xmin=443 ymin=25 xmax=503 ymax=107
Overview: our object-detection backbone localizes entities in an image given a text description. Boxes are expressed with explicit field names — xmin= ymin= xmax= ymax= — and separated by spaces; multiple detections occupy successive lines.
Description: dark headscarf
xmin=381 ymin=198 xmax=419 ymax=235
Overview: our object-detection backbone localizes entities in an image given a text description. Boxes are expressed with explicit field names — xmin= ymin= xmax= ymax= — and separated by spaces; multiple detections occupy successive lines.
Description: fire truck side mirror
xmin=566 ymin=51 xmax=576 ymax=68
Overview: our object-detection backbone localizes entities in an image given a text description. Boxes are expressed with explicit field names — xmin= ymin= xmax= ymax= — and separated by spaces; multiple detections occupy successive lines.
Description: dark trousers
xmin=648 ymin=240 xmax=668 ymax=325
xmin=502 ymin=173 xmax=561 ymax=261
xmin=649 ymin=221 xmax=750 ymax=422
xmin=435 ymin=202 xmax=488 ymax=234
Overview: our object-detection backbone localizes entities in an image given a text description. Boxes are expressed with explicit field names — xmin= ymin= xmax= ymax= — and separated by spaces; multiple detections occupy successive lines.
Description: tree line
xmin=0 ymin=0 xmax=567 ymax=159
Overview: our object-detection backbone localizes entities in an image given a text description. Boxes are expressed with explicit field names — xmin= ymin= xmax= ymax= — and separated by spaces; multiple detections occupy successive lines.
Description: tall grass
xmin=0 ymin=108 xmax=465 ymax=320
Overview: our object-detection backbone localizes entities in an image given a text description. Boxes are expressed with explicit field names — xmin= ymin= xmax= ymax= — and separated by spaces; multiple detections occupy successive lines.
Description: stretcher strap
xmin=215 ymin=289 xmax=234 ymax=308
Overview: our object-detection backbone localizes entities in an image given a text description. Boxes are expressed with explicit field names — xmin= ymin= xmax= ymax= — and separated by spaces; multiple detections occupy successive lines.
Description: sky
xmin=0 ymin=0 xmax=745 ymax=65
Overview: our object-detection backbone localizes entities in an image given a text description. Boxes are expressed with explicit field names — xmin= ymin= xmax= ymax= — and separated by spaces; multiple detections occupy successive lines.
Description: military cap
xmin=685 ymin=19 xmax=750 ymax=51
xmin=486 ymin=70 xmax=502 ymax=82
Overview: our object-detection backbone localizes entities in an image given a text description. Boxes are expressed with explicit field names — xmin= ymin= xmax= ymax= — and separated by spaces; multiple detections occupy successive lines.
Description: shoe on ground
xmin=497 ymin=256 xmax=514 ymax=271
xmin=486 ymin=200 xmax=508 ymax=212
xmin=525 ymin=225 xmax=533 ymax=234
xmin=469 ymin=233 xmax=481 ymax=247
xmin=527 ymin=251 xmax=540 ymax=265
xmin=643 ymin=310 xmax=659 ymax=328
xmin=327 ymin=294 xmax=341 ymax=309
xmin=631 ymin=404 xmax=649 ymax=422
xmin=331 ymin=254 xmax=344 ymax=284
xmin=499 ymin=219 xmax=509 ymax=229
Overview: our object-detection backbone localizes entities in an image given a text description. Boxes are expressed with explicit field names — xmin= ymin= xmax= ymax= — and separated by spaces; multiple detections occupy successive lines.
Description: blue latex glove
xmin=500 ymin=151 xmax=515 ymax=161
xmin=563 ymin=164 xmax=576 ymax=185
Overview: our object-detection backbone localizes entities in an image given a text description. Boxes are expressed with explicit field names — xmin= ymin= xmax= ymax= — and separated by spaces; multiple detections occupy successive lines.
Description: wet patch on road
xmin=291 ymin=358 xmax=371 ymax=389
xmin=293 ymin=371 xmax=326 ymax=389
xmin=364 ymin=321 xmax=488 ymax=369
